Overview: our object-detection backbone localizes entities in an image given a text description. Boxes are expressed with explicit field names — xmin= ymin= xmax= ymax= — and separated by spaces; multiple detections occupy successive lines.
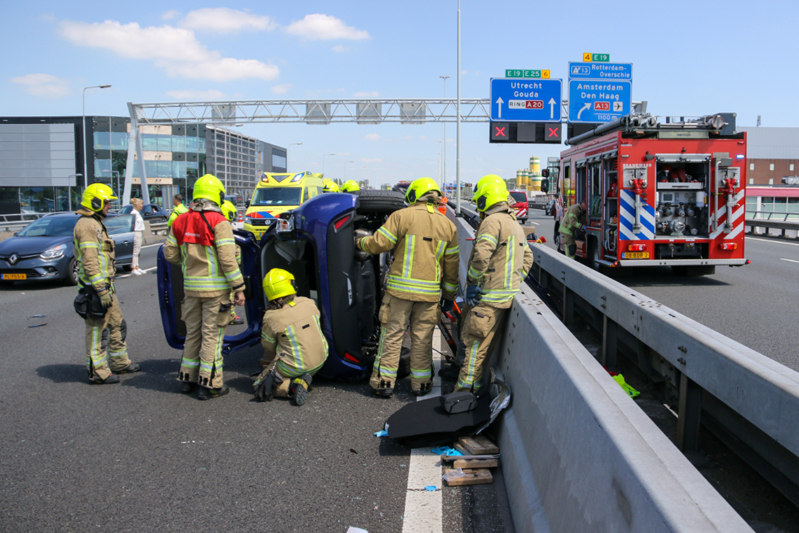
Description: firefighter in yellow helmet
xmin=73 ymin=183 xmax=140 ymax=384
xmin=559 ymin=201 xmax=587 ymax=259
xmin=322 ymin=179 xmax=340 ymax=193
xmin=168 ymin=194 xmax=189 ymax=228
xmin=253 ymin=269 xmax=329 ymax=405
xmin=356 ymin=177 xmax=459 ymax=397
xmin=221 ymin=200 xmax=244 ymax=326
xmin=456 ymin=181 xmax=533 ymax=393
xmin=164 ymin=174 xmax=246 ymax=400
xmin=340 ymin=180 xmax=360 ymax=193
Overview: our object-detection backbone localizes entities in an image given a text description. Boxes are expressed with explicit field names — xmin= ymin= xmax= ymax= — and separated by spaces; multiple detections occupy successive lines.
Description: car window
xmin=105 ymin=215 xmax=134 ymax=234
xmin=143 ymin=206 xmax=153 ymax=215
xmin=251 ymin=187 xmax=303 ymax=206
xmin=119 ymin=205 xmax=133 ymax=214
xmin=18 ymin=216 xmax=78 ymax=237
xmin=510 ymin=192 xmax=527 ymax=203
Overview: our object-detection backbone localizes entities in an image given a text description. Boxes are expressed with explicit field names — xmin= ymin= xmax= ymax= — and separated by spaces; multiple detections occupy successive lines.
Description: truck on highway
xmin=554 ymin=113 xmax=748 ymax=275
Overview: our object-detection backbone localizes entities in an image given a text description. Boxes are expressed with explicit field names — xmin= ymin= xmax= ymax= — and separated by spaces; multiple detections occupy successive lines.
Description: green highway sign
xmin=582 ymin=53 xmax=610 ymax=62
xmin=505 ymin=70 xmax=551 ymax=79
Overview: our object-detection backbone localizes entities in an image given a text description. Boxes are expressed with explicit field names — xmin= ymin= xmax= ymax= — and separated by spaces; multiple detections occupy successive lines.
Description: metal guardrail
xmin=529 ymin=241 xmax=799 ymax=507
xmin=0 ymin=213 xmax=45 ymax=232
xmin=746 ymin=211 xmax=799 ymax=237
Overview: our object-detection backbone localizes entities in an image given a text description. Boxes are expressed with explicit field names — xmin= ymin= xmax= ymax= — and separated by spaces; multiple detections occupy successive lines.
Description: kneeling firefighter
xmin=559 ymin=201 xmax=587 ymax=259
xmin=457 ymin=180 xmax=533 ymax=393
xmin=73 ymin=183 xmax=141 ymax=384
xmin=253 ymin=269 xmax=329 ymax=406
xmin=356 ymin=177 xmax=459 ymax=397
xmin=164 ymin=174 xmax=246 ymax=400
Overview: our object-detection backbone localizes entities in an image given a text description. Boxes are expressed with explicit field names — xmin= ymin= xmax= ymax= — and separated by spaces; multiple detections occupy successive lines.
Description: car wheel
xmin=64 ymin=257 xmax=79 ymax=286
xmin=355 ymin=190 xmax=406 ymax=215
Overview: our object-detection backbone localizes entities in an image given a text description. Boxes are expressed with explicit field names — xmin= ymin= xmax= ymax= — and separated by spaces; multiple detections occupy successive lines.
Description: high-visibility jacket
xmin=358 ymin=200 xmax=459 ymax=302
xmin=168 ymin=203 xmax=189 ymax=228
xmin=261 ymin=296 xmax=329 ymax=378
xmin=559 ymin=204 xmax=586 ymax=236
xmin=73 ymin=209 xmax=116 ymax=291
xmin=164 ymin=200 xmax=244 ymax=298
xmin=466 ymin=203 xmax=533 ymax=309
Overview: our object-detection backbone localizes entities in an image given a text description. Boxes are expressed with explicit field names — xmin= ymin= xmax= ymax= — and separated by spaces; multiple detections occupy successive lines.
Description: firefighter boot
xmin=91 ymin=374 xmax=120 ymax=385
xmin=291 ymin=373 xmax=313 ymax=406
xmin=375 ymin=379 xmax=393 ymax=398
xmin=117 ymin=362 xmax=141 ymax=374
xmin=198 ymin=384 xmax=230 ymax=401
xmin=180 ymin=382 xmax=196 ymax=394
xmin=438 ymin=363 xmax=460 ymax=383
xmin=413 ymin=379 xmax=433 ymax=397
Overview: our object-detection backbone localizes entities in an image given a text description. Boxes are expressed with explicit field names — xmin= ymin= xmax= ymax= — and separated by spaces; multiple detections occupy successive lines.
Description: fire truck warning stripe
xmin=619 ymin=190 xmax=655 ymax=241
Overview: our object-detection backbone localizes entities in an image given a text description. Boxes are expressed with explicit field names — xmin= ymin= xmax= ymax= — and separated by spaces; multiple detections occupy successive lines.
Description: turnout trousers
xmin=370 ymin=294 xmax=439 ymax=392
xmin=178 ymin=294 xmax=230 ymax=389
xmin=455 ymin=304 xmax=509 ymax=392
xmin=85 ymin=294 xmax=132 ymax=381
xmin=560 ymin=233 xmax=577 ymax=259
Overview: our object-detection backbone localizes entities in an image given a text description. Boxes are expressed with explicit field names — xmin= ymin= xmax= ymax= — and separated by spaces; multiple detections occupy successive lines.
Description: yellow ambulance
xmin=243 ymin=172 xmax=324 ymax=240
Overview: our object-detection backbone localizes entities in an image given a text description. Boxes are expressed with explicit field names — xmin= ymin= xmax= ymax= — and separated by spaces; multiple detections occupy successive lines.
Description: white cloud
xmin=361 ymin=157 xmax=383 ymax=163
xmin=353 ymin=91 xmax=380 ymax=97
xmin=58 ymin=20 xmax=279 ymax=82
xmin=11 ymin=73 xmax=70 ymax=98
xmin=162 ymin=10 xmax=180 ymax=21
xmin=180 ymin=8 xmax=276 ymax=34
xmin=271 ymin=83 xmax=293 ymax=95
xmin=365 ymin=133 xmax=380 ymax=141
xmin=164 ymin=89 xmax=226 ymax=100
xmin=285 ymin=14 xmax=369 ymax=41
xmin=332 ymin=45 xmax=350 ymax=53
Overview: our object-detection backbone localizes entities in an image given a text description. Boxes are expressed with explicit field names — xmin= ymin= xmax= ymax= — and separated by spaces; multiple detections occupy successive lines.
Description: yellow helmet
xmin=193 ymin=174 xmax=225 ymax=205
xmin=475 ymin=182 xmax=509 ymax=212
xmin=405 ymin=177 xmax=441 ymax=203
xmin=472 ymin=174 xmax=505 ymax=200
xmin=81 ymin=183 xmax=117 ymax=212
xmin=341 ymin=180 xmax=360 ymax=193
xmin=263 ymin=268 xmax=297 ymax=301
xmin=221 ymin=200 xmax=237 ymax=222
xmin=322 ymin=179 xmax=340 ymax=193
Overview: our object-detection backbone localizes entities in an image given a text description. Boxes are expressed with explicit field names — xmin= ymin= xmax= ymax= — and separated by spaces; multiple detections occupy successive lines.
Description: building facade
xmin=0 ymin=115 xmax=286 ymax=215
xmin=740 ymin=127 xmax=799 ymax=185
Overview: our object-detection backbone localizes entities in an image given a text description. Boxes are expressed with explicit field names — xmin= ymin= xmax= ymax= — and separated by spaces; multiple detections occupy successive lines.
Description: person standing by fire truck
xmin=559 ymin=201 xmax=587 ymax=259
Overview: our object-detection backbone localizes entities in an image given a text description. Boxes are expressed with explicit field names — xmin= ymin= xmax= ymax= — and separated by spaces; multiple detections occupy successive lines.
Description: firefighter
xmin=356 ymin=177 xmax=459 ymax=397
xmin=253 ymin=269 xmax=329 ymax=406
xmin=164 ymin=174 xmax=246 ymax=400
xmin=341 ymin=180 xmax=360 ymax=193
xmin=322 ymin=179 xmax=340 ymax=193
xmin=559 ymin=201 xmax=587 ymax=259
xmin=73 ymin=183 xmax=140 ymax=384
xmin=457 ymin=181 xmax=533 ymax=393
xmin=221 ymin=200 xmax=244 ymax=326
xmin=168 ymin=194 xmax=189 ymax=228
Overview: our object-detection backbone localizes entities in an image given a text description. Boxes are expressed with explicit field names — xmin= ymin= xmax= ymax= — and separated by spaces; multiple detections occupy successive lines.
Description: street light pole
xmin=456 ymin=1 xmax=461 ymax=213
xmin=440 ymin=75 xmax=450 ymax=187
xmin=322 ymin=153 xmax=336 ymax=175
xmin=287 ymin=143 xmax=302 ymax=171
xmin=82 ymin=84 xmax=111 ymax=191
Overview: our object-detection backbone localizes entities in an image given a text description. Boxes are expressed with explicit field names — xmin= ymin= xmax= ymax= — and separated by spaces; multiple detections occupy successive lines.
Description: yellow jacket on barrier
xmin=73 ymin=209 xmax=116 ymax=291
xmin=466 ymin=203 xmax=533 ymax=308
xmin=358 ymin=200 xmax=459 ymax=302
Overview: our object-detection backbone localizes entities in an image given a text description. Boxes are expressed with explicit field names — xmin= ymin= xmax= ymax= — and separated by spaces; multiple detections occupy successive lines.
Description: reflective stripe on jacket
xmin=73 ymin=209 xmax=116 ymax=291
xmin=261 ymin=297 xmax=329 ymax=378
xmin=358 ymin=201 xmax=459 ymax=302
xmin=163 ymin=201 xmax=244 ymax=298
xmin=168 ymin=203 xmax=189 ymax=228
xmin=559 ymin=204 xmax=586 ymax=236
xmin=466 ymin=203 xmax=533 ymax=309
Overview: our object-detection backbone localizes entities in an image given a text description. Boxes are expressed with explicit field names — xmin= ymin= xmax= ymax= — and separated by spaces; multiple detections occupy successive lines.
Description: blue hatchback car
xmin=157 ymin=190 xmax=407 ymax=380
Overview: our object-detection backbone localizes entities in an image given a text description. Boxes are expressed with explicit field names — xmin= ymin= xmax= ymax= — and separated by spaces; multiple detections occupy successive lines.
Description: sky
xmin=2 ymin=0 xmax=798 ymax=188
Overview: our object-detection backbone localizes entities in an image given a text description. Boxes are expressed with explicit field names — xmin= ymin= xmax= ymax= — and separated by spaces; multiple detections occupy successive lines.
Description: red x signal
xmin=548 ymin=127 xmax=558 ymax=137
xmin=495 ymin=126 xmax=506 ymax=137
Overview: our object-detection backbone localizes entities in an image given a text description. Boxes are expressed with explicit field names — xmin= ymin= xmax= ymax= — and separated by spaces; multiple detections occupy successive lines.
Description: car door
xmin=107 ymin=214 xmax=135 ymax=267
xmin=157 ymin=228 xmax=265 ymax=354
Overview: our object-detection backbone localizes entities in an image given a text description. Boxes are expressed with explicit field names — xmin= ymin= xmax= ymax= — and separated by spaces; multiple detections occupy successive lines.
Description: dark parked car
xmin=0 ymin=213 xmax=136 ymax=286
xmin=157 ymin=190 xmax=408 ymax=380
xmin=544 ymin=198 xmax=557 ymax=216
xmin=117 ymin=204 xmax=169 ymax=224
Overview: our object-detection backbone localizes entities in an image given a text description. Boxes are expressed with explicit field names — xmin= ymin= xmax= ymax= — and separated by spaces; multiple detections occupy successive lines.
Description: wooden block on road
xmin=458 ymin=435 xmax=499 ymax=455
xmin=443 ymin=468 xmax=493 ymax=486
xmin=452 ymin=458 xmax=498 ymax=469
xmin=453 ymin=443 xmax=470 ymax=456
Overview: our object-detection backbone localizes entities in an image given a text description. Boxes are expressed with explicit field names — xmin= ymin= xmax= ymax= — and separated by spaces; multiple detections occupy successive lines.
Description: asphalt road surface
xmin=526 ymin=208 xmax=799 ymax=372
xmin=0 ymin=243 xmax=511 ymax=532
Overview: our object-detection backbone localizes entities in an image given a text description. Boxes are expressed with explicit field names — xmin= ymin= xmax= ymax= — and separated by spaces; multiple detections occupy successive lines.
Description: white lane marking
xmin=402 ymin=328 xmax=443 ymax=533
xmin=780 ymin=258 xmax=799 ymax=264
xmin=115 ymin=266 xmax=158 ymax=280
xmin=746 ymin=236 xmax=799 ymax=248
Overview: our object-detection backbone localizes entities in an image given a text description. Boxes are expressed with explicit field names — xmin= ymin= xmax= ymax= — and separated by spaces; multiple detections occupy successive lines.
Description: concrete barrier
xmin=453 ymin=216 xmax=752 ymax=532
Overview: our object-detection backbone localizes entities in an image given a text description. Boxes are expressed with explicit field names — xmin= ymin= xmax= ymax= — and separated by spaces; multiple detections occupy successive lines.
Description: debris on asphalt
xmin=28 ymin=315 xmax=46 ymax=319
xmin=424 ymin=485 xmax=437 ymax=492
xmin=373 ymin=430 xmax=388 ymax=437
xmin=346 ymin=527 xmax=369 ymax=533
xmin=28 ymin=323 xmax=47 ymax=328
xmin=349 ymin=448 xmax=358 ymax=454
xmin=431 ymin=446 xmax=462 ymax=456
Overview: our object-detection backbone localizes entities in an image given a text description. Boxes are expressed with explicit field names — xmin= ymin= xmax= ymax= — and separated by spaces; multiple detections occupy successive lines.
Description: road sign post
xmin=490 ymin=78 xmax=563 ymax=123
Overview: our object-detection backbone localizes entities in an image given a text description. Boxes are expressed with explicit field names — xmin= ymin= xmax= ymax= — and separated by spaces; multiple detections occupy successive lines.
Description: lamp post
xmin=456 ymin=0 xmax=461 ymax=213
xmin=440 ymin=75 xmax=450 ymax=187
xmin=287 ymin=143 xmax=302 ymax=171
xmin=82 ymin=85 xmax=111 ymax=191
xmin=437 ymin=141 xmax=443 ymax=183
xmin=322 ymin=153 xmax=336 ymax=175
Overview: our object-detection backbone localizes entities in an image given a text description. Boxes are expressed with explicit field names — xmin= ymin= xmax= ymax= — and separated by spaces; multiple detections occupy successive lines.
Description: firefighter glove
xmin=254 ymin=369 xmax=282 ymax=402
xmin=465 ymin=285 xmax=485 ymax=307
xmin=98 ymin=290 xmax=113 ymax=309
xmin=440 ymin=298 xmax=454 ymax=314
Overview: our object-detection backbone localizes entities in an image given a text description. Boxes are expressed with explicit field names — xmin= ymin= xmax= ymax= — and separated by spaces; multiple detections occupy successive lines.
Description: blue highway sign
xmin=490 ymin=78 xmax=562 ymax=123
xmin=568 ymin=62 xmax=632 ymax=81
xmin=568 ymin=80 xmax=632 ymax=123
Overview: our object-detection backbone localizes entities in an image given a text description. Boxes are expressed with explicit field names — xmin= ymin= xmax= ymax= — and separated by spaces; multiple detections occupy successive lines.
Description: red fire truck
xmin=555 ymin=113 xmax=748 ymax=275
